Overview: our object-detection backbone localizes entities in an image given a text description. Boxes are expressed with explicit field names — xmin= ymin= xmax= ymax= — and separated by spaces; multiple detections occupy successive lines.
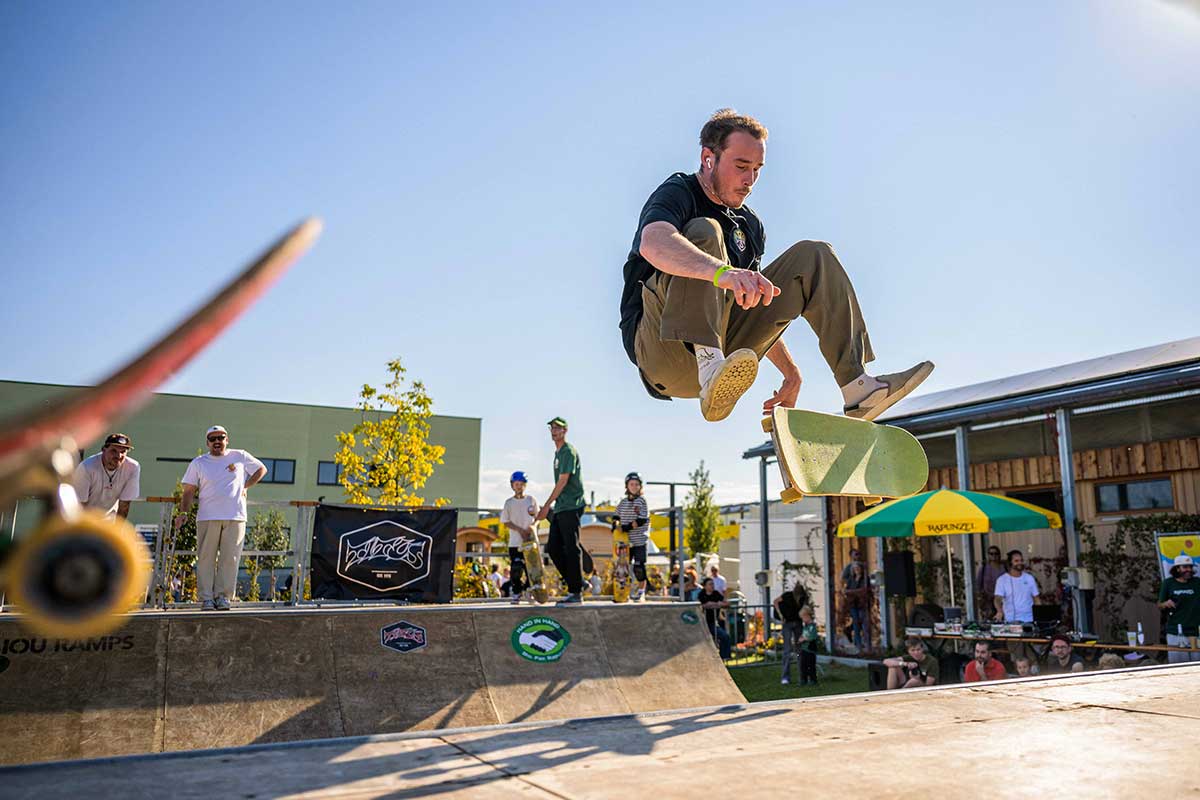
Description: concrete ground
xmin=3 ymin=662 xmax=1196 ymax=799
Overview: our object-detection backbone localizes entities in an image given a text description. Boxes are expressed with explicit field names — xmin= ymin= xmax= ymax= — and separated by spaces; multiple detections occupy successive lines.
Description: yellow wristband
xmin=712 ymin=265 xmax=733 ymax=287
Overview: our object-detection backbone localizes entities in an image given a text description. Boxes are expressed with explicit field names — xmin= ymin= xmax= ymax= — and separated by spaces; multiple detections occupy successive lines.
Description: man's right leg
xmin=634 ymin=217 xmax=759 ymax=421
xmin=780 ymin=621 xmax=796 ymax=682
xmin=726 ymin=240 xmax=932 ymax=420
xmin=195 ymin=520 xmax=221 ymax=605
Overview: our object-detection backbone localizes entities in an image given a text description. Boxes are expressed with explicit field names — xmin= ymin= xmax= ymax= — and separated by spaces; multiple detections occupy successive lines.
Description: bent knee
xmin=682 ymin=217 xmax=726 ymax=255
xmin=784 ymin=239 xmax=835 ymax=259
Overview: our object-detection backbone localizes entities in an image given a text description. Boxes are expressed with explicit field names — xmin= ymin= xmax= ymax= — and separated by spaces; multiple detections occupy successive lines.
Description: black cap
xmin=625 ymin=472 xmax=642 ymax=483
xmin=104 ymin=433 xmax=133 ymax=449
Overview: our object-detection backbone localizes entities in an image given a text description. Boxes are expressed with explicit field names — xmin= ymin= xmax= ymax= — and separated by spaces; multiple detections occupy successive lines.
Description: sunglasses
xmin=207 ymin=435 xmax=227 ymax=442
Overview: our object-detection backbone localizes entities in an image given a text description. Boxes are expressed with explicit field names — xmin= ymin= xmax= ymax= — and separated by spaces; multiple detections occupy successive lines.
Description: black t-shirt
xmin=697 ymin=589 xmax=725 ymax=629
xmin=619 ymin=172 xmax=766 ymax=367
xmin=777 ymin=587 xmax=809 ymax=622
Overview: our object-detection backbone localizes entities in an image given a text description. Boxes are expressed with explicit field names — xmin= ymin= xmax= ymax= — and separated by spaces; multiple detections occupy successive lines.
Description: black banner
xmin=310 ymin=505 xmax=457 ymax=603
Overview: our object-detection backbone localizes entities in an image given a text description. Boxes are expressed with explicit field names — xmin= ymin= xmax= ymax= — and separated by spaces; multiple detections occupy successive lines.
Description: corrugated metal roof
xmin=879 ymin=336 xmax=1200 ymax=422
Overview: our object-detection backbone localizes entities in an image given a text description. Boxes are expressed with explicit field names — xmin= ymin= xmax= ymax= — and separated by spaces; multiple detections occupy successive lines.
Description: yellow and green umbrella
xmin=837 ymin=489 xmax=1063 ymax=539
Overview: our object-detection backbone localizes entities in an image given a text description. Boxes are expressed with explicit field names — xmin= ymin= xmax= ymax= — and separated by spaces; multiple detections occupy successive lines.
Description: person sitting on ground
xmin=1013 ymin=656 xmax=1035 ymax=678
xmin=798 ymin=605 xmax=820 ymax=687
xmin=883 ymin=638 xmax=939 ymax=690
xmin=1041 ymin=634 xmax=1085 ymax=675
xmin=697 ymin=576 xmax=732 ymax=659
xmin=1097 ymin=653 xmax=1125 ymax=670
xmin=964 ymin=641 xmax=1007 ymax=682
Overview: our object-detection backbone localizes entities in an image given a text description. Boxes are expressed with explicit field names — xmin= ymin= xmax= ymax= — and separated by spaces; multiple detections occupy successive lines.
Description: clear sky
xmin=2 ymin=1 xmax=1197 ymax=511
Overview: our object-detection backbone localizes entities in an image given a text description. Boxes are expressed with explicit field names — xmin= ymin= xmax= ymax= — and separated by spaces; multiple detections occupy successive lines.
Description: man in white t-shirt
xmin=708 ymin=563 xmax=727 ymax=595
xmin=500 ymin=471 xmax=539 ymax=604
xmin=174 ymin=425 xmax=267 ymax=611
xmin=73 ymin=433 xmax=141 ymax=519
xmin=993 ymin=549 xmax=1040 ymax=623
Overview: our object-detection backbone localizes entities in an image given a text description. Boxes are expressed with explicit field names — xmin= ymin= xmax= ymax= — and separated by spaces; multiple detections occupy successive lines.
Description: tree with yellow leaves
xmin=333 ymin=358 xmax=449 ymax=507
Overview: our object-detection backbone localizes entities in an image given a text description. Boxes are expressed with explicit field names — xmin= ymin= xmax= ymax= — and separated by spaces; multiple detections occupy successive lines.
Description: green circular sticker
xmin=680 ymin=611 xmax=700 ymax=625
xmin=511 ymin=616 xmax=572 ymax=662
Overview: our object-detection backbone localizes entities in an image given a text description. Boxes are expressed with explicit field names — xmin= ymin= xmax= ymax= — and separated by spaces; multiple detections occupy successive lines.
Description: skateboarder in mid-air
xmin=619 ymin=108 xmax=933 ymax=422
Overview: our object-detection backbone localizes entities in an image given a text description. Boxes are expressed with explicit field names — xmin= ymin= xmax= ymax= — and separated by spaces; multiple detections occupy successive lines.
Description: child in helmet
xmin=616 ymin=472 xmax=651 ymax=601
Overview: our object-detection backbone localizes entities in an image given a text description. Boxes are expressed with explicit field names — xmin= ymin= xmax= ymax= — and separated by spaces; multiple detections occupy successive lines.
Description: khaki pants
xmin=196 ymin=519 xmax=246 ymax=602
xmin=635 ymin=217 xmax=875 ymax=397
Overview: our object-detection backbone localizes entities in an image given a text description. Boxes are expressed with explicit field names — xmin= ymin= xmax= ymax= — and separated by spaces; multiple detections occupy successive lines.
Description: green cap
xmin=547 ymin=416 xmax=568 ymax=428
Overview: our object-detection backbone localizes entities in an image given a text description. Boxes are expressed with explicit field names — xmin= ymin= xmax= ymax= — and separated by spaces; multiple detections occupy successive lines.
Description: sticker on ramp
xmin=511 ymin=617 xmax=571 ymax=662
xmin=380 ymin=620 xmax=427 ymax=653
xmin=680 ymin=611 xmax=700 ymax=625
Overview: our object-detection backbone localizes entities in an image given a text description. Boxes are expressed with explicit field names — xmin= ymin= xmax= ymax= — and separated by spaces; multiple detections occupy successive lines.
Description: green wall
xmin=0 ymin=381 xmax=480 ymax=529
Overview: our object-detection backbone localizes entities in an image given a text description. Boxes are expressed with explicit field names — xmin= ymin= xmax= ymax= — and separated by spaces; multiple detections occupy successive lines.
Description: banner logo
xmin=511 ymin=617 xmax=571 ymax=662
xmin=680 ymin=611 xmax=700 ymax=625
xmin=337 ymin=520 xmax=433 ymax=592
xmin=380 ymin=620 xmax=427 ymax=653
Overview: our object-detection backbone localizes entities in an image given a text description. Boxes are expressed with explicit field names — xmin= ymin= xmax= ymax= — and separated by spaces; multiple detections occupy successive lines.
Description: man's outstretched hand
xmin=763 ymin=373 xmax=802 ymax=412
xmin=717 ymin=267 xmax=780 ymax=310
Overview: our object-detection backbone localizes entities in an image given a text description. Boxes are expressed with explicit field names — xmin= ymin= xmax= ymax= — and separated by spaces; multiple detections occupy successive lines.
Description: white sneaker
xmin=780 ymin=677 xmax=790 ymax=686
xmin=844 ymin=361 xmax=935 ymax=421
xmin=699 ymin=348 xmax=758 ymax=422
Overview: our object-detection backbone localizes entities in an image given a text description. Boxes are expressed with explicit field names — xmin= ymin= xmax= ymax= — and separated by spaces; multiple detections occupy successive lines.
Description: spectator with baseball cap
xmin=1158 ymin=554 xmax=1200 ymax=663
xmin=174 ymin=425 xmax=266 ymax=611
xmin=534 ymin=416 xmax=587 ymax=605
xmin=616 ymin=471 xmax=651 ymax=601
xmin=500 ymin=470 xmax=539 ymax=604
xmin=73 ymin=433 xmax=141 ymax=519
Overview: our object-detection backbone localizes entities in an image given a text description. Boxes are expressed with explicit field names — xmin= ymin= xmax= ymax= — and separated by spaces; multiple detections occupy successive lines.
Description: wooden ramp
xmin=2 ymin=664 xmax=1196 ymax=798
xmin=0 ymin=603 xmax=742 ymax=765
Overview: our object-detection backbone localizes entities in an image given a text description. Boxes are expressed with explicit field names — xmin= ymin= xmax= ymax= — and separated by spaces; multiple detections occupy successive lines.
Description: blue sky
xmin=2 ymin=1 xmax=1197 ymax=510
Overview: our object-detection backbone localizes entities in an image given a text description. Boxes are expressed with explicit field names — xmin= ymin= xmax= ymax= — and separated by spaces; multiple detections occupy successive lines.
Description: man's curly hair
xmin=700 ymin=108 xmax=768 ymax=155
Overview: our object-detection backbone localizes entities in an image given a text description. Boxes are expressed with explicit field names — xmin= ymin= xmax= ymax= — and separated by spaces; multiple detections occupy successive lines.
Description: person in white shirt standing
xmin=993 ymin=549 xmax=1040 ymax=623
xmin=174 ymin=425 xmax=266 ymax=611
xmin=73 ymin=433 xmax=140 ymax=519
xmin=708 ymin=563 xmax=727 ymax=595
xmin=500 ymin=471 xmax=538 ymax=604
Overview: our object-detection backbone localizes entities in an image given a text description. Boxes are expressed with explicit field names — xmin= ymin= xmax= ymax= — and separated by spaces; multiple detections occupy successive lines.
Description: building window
xmin=1095 ymin=478 xmax=1173 ymax=513
xmin=317 ymin=461 xmax=343 ymax=486
xmin=260 ymin=458 xmax=296 ymax=485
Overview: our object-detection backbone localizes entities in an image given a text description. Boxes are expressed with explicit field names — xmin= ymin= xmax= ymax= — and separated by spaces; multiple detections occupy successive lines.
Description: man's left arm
xmin=116 ymin=461 xmax=141 ymax=520
xmin=762 ymin=339 xmax=803 ymax=412
xmin=243 ymin=453 xmax=267 ymax=490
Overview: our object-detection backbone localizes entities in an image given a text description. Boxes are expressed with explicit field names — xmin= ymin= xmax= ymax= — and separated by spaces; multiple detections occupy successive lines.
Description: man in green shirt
xmin=535 ymin=417 xmax=587 ymax=605
xmin=883 ymin=638 xmax=940 ymax=689
xmin=1158 ymin=554 xmax=1200 ymax=663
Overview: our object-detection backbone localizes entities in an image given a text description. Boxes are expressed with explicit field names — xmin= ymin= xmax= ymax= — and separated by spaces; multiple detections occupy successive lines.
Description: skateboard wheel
xmin=863 ymin=496 xmax=884 ymax=507
xmin=761 ymin=416 xmax=774 ymax=433
xmin=7 ymin=511 xmax=150 ymax=639
xmin=780 ymin=487 xmax=804 ymax=503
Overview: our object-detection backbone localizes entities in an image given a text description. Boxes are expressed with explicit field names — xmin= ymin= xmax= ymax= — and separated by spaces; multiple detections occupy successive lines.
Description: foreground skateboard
xmin=763 ymin=407 xmax=928 ymax=505
xmin=611 ymin=523 xmax=631 ymax=603
xmin=519 ymin=531 xmax=550 ymax=604
xmin=0 ymin=219 xmax=321 ymax=637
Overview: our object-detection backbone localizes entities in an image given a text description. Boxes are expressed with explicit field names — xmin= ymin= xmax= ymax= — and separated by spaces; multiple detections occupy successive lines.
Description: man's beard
xmin=711 ymin=169 xmax=743 ymax=209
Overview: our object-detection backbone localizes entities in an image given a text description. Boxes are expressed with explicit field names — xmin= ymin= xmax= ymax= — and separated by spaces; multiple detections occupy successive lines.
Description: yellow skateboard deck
xmin=611 ymin=527 xmax=631 ymax=603
xmin=763 ymin=407 xmax=928 ymax=505
xmin=519 ymin=533 xmax=550 ymax=604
